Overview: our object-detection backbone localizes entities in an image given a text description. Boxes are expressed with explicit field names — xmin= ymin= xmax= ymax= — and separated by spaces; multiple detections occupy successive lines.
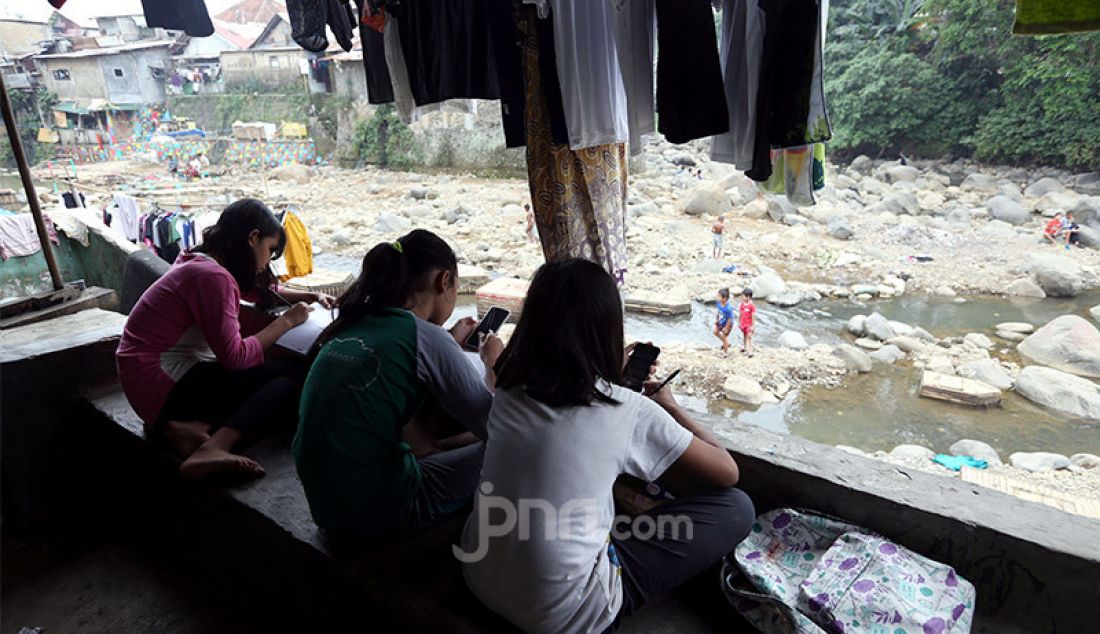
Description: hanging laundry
xmin=62 ymin=191 xmax=86 ymax=209
xmin=391 ymin=0 xmax=505 ymax=106
xmin=758 ymin=143 xmax=825 ymax=207
xmin=488 ymin=1 xmax=528 ymax=149
xmin=529 ymin=0 xmax=630 ymax=150
xmin=613 ymin=0 xmax=657 ymax=154
xmin=353 ymin=0 xmax=396 ymax=104
xmin=711 ymin=0 xmax=765 ymax=170
xmin=280 ymin=210 xmax=314 ymax=281
xmin=533 ymin=14 xmax=571 ymax=147
xmin=655 ymin=0 xmax=730 ymax=144
xmin=745 ymin=0 xmax=830 ymax=182
xmin=142 ymin=0 xmax=213 ymax=37
xmin=287 ymin=0 xmax=331 ymax=52
xmin=0 ymin=213 xmax=58 ymax=260
xmin=1014 ymin=0 xmax=1100 ymax=34
xmin=112 ymin=194 xmax=141 ymax=242
xmin=520 ymin=7 xmax=629 ymax=287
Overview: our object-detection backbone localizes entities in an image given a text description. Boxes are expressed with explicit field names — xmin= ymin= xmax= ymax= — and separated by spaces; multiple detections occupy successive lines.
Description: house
xmin=0 ymin=19 xmax=53 ymax=56
xmin=220 ymin=46 xmax=302 ymax=90
xmin=92 ymin=14 xmax=169 ymax=44
xmin=214 ymin=0 xmax=287 ymax=26
xmin=250 ymin=13 xmax=294 ymax=49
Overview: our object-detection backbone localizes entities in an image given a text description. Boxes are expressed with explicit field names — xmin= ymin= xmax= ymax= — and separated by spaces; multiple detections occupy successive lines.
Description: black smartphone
xmin=465 ymin=307 xmax=511 ymax=350
xmin=623 ymin=343 xmax=660 ymax=392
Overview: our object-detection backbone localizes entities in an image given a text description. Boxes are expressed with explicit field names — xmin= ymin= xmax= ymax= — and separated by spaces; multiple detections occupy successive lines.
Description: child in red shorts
xmin=738 ymin=289 xmax=756 ymax=357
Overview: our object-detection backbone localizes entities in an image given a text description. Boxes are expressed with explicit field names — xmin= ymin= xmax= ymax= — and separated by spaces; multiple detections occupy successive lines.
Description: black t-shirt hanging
xmin=745 ymin=0 xmax=819 ymax=182
xmin=391 ymin=0 xmax=502 ymax=106
xmin=655 ymin=0 xmax=730 ymax=144
xmin=142 ymin=0 xmax=213 ymax=37
xmin=353 ymin=0 xmax=395 ymax=104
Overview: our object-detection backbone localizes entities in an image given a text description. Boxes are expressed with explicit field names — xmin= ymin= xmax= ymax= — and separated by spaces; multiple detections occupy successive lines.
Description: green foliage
xmin=354 ymin=105 xmax=422 ymax=167
xmin=2 ymin=88 xmax=58 ymax=167
xmin=826 ymin=0 xmax=1100 ymax=169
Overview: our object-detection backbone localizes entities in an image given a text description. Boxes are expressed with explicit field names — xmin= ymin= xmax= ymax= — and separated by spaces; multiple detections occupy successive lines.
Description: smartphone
xmin=622 ymin=343 xmax=660 ymax=392
xmin=465 ymin=307 xmax=511 ymax=350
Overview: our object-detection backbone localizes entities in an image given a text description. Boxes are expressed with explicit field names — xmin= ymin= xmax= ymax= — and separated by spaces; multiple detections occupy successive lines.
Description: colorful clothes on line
xmin=279 ymin=210 xmax=313 ymax=281
xmin=0 ymin=213 xmax=58 ymax=260
xmin=759 ymin=143 xmax=826 ymax=206
xmin=519 ymin=7 xmax=629 ymax=287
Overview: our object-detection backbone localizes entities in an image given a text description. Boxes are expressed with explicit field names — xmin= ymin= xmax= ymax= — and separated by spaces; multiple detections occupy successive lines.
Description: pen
xmin=646 ymin=369 xmax=681 ymax=395
xmin=271 ymin=288 xmax=292 ymax=308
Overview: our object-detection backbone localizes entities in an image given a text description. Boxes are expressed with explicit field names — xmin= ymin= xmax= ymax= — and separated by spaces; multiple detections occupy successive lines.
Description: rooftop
xmin=35 ymin=40 xmax=173 ymax=59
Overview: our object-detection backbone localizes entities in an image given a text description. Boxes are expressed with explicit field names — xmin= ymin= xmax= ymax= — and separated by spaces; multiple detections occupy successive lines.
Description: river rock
xmin=741 ymin=198 xmax=769 ymax=219
xmin=769 ymin=292 xmax=804 ymax=308
xmin=956 ymin=359 xmax=1015 ymax=390
xmin=670 ymin=153 xmax=696 ymax=167
xmin=373 ymin=212 xmax=412 ymax=233
xmin=723 ymin=375 xmax=766 ymax=405
xmin=846 ymin=315 xmax=867 ymax=336
xmin=767 ymin=196 xmax=797 ymax=222
xmin=868 ymin=344 xmax=906 ymax=364
xmin=832 ymin=345 xmax=873 ymax=373
xmin=963 ymin=333 xmax=994 ymax=349
xmin=1024 ymin=177 xmax=1066 ymax=198
xmin=750 ymin=270 xmax=787 ymax=300
xmin=890 ymin=444 xmax=934 ymax=459
xmin=886 ymin=165 xmax=920 ymax=184
xmin=849 ymin=155 xmax=872 ymax=175
xmin=961 ymin=173 xmax=997 ymax=193
xmin=1009 ymin=451 xmax=1071 ymax=472
xmin=1077 ymin=225 xmax=1100 ymax=248
xmin=778 ymin=330 xmax=809 ymax=350
xmin=271 ymin=162 xmax=311 ymax=183
xmin=949 ymin=439 xmax=1002 ymax=465
xmin=945 ymin=208 xmax=972 ymax=226
xmin=854 ymin=337 xmax=882 ymax=350
xmin=864 ymin=312 xmax=895 ymax=341
xmin=927 ymin=355 xmax=955 ymax=375
xmin=1036 ymin=191 xmax=1079 ymax=217
xmin=410 ymin=187 xmax=439 ymax=200
xmin=934 ymin=286 xmax=957 ymax=297
xmin=683 ymin=182 xmax=732 ymax=216
xmin=986 ymin=195 xmax=1031 ymax=225
xmin=1014 ymin=366 xmax=1100 ymax=421
xmin=1070 ymin=453 xmax=1100 ymax=469
xmin=979 ymin=220 xmax=1019 ymax=240
xmin=996 ymin=322 xmax=1035 ymax=334
xmin=1005 ymin=278 xmax=1046 ymax=299
xmin=827 ymin=214 xmax=853 ymax=240
xmin=995 ymin=329 xmax=1027 ymax=342
xmin=873 ymin=192 xmax=919 ymax=215
xmin=912 ymin=327 xmax=937 ymax=343
xmin=1028 ymin=254 xmax=1084 ymax=297
xmin=1017 ymin=315 xmax=1100 ymax=378
xmin=887 ymin=336 xmax=931 ymax=355
xmin=834 ymin=252 xmax=862 ymax=268
xmin=1091 ymin=305 xmax=1100 ymax=323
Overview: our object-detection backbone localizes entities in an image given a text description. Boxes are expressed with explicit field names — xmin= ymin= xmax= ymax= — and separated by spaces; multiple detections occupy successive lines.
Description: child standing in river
xmin=713 ymin=288 xmax=734 ymax=356
xmin=738 ymin=289 xmax=756 ymax=357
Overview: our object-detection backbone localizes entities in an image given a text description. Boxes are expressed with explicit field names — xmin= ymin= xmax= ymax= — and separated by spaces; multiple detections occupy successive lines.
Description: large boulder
xmin=846 ymin=314 xmax=867 ymax=336
xmin=1014 ymin=366 xmax=1100 ymax=421
xmin=1005 ymin=278 xmax=1046 ymax=299
xmin=1028 ymin=254 xmax=1083 ymax=297
xmin=872 ymin=192 xmax=919 ymax=215
xmin=750 ymin=270 xmax=787 ymax=300
xmin=271 ymin=162 xmax=312 ymax=183
xmin=723 ymin=375 xmax=767 ymax=405
xmin=986 ymin=195 xmax=1031 ymax=225
xmin=849 ymin=155 xmax=873 ymax=175
xmin=890 ymin=444 xmax=934 ymax=459
xmin=682 ymin=182 xmax=732 ymax=216
xmin=868 ymin=344 xmax=906 ymax=364
xmin=1024 ymin=177 xmax=1066 ymax=198
xmin=827 ymin=214 xmax=853 ymax=240
xmin=885 ymin=165 xmax=920 ymax=184
xmin=864 ymin=312 xmax=896 ymax=341
xmin=859 ymin=177 xmax=890 ymax=197
xmin=956 ymin=360 xmax=1015 ymax=390
xmin=373 ymin=212 xmax=412 ymax=233
xmin=1009 ymin=452 xmax=1071 ymax=472
xmin=778 ymin=330 xmax=809 ymax=350
xmin=767 ymin=196 xmax=797 ymax=222
xmin=961 ymin=173 xmax=997 ymax=193
xmin=832 ymin=345 xmax=873 ymax=373
xmin=1091 ymin=304 xmax=1100 ymax=323
xmin=1017 ymin=315 xmax=1100 ymax=378
xmin=1077 ymin=225 xmax=1100 ymax=248
xmin=949 ymin=439 xmax=1002 ymax=465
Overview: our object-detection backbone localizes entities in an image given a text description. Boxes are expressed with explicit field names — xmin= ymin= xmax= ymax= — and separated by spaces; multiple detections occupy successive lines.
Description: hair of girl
xmin=494 ymin=258 xmax=625 ymax=407
xmin=192 ymin=198 xmax=285 ymax=302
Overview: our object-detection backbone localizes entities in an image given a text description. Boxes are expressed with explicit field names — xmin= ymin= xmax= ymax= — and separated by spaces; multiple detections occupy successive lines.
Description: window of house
xmin=53 ymin=69 xmax=71 ymax=81
xmin=269 ymin=56 xmax=282 ymax=68
xmin=113 ymin=68 xmax=125 ymax=78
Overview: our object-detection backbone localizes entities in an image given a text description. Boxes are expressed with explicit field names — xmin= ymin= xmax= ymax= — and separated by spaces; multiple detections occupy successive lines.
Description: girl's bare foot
xmin=180 ymin=445 xmax=265 ymax=480
xmin=163 ymin=420 xmax=211 ymax=457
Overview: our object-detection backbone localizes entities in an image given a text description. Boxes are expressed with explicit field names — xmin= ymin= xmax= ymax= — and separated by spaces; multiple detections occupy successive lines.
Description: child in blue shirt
xmin=713 ymin=288 xmax=734 ymax=355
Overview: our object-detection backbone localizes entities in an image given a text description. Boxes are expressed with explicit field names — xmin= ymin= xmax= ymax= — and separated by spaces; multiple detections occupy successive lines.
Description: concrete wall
xmin=333 ymin=59 xmax=367 ymax=100
xmin=0 ymin=21 xmax=51 ymax=55
xmin=98 ymin=50 xmax=169 ymax=103
xmin=221 ymin=49 xmax=302 ymax=90
xmin=39 ymin=57 xmax=104 ymax=100
xmin=0 ymin=234 xmax=84 ymax=299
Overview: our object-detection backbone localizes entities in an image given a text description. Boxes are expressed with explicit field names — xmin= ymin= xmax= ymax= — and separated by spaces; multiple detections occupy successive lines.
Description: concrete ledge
xmin=120 ymin=250 xmax=170 ymax=314
xmin=0 ymin=308 xmax=125 ymax=364
xmin=699 ymin=412 xmax=1100 ymax=633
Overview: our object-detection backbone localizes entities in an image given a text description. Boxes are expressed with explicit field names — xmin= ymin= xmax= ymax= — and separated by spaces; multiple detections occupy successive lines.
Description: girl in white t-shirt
xmin=459 ymin=258 xmax=754 ymax=634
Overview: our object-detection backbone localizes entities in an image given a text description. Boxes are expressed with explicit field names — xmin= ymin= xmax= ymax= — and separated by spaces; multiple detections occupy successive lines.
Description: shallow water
xmin=316 ymin=251 xmax=1100 ymax=456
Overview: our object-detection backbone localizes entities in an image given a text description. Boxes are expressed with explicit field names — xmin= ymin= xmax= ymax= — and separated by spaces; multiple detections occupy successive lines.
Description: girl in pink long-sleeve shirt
xmin=117 ymin=199 xmax=332 ymax=480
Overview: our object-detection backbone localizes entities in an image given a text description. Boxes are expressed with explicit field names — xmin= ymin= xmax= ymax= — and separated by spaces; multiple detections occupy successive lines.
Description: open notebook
xmin=275 ymin=303 xmax=336 ymax=355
